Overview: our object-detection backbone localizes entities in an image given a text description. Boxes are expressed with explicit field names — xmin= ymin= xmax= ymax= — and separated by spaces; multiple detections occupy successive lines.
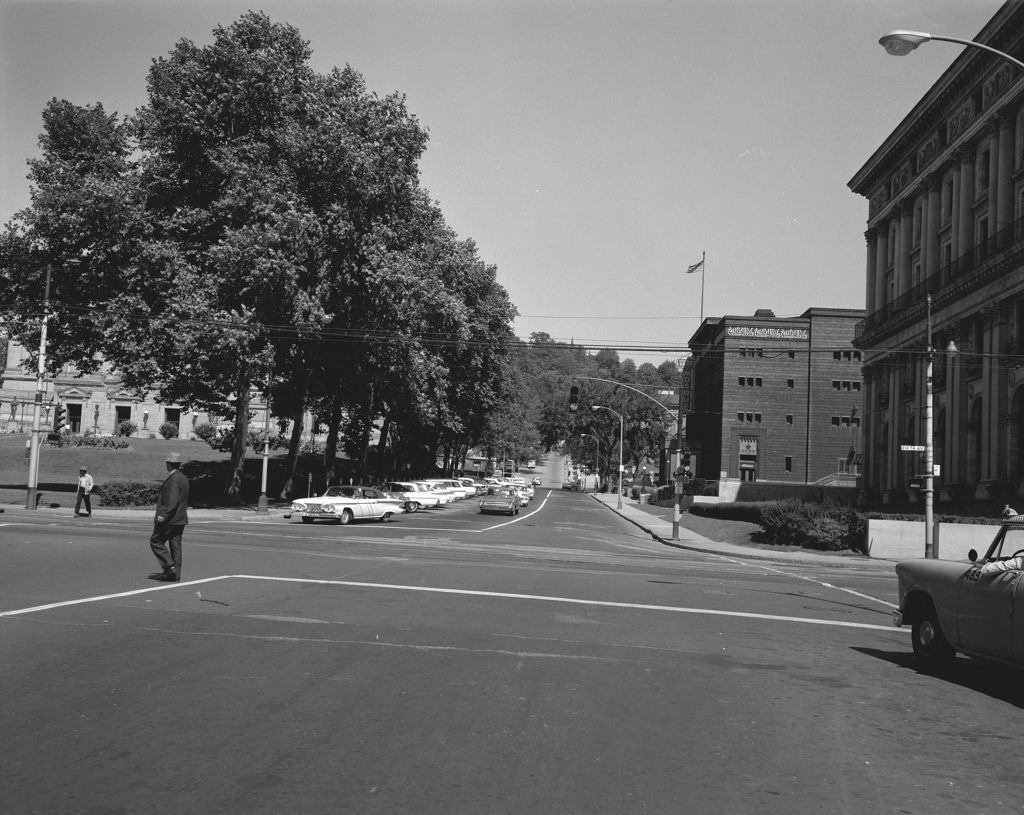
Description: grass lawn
xmin=0 ymin=433 xmax=301 ymax=509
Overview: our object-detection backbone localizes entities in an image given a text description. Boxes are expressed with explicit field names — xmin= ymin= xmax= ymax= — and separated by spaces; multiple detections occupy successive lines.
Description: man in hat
xmin=75 ymin=466 xmax=94 ymax=517
xmin=149 ymin=452 xmax=190 ymax=582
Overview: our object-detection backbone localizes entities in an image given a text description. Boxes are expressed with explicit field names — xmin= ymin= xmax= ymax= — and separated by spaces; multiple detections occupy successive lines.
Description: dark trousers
xmin=75 ymin=488 xmax=92 ymax=516
xmin=150 ymin=523 xmax=185 ymax=575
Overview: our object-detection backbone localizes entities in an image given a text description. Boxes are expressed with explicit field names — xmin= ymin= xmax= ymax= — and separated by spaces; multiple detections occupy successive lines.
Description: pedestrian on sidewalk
xmin=75 ymin=466 xmax=94 ymax=517
xmin=149 ymin=452 xmax=189 ymax=582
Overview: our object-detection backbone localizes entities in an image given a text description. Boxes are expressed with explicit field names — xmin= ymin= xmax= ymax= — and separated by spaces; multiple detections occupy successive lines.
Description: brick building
xmin=849 ymin=2 xmax=1024 ymax=503
xmin=685 ymin=308 xmax=865 ymax=487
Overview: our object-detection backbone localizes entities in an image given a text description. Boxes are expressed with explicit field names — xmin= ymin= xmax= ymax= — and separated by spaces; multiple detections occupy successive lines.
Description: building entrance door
xmin=67 ymin=403 xmax=82 ymax=433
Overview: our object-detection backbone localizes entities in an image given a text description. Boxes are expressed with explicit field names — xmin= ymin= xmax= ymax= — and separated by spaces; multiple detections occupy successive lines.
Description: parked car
xmin=893 ymin=514 xmax=1024 ymax=670
xmin=479 ymin=487 xmax=522 ymax=516
xmin=286 ymin=485 xmax=406 ymax=525
xmin=377 ymin=481 xmax=442 ymax=511
xmin=413 ymin=480 xmax=456 ymax=504
xmin=532 ymin=476 xmax=542 ymax=486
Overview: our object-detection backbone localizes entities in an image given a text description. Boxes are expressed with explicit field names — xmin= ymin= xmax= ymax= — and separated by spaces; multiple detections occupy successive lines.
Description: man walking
xmin=75 ymin=466 xmax=94 ymax=517
xmin=149 ymin=452 xmax=189 ymax=582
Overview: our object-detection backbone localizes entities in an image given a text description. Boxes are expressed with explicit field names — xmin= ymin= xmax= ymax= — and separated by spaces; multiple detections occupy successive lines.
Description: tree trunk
xmin=225 ymin=374 xmax=251 ymax=505
xmin=323 ymin=398 xmax=343 ymax=485
xmin=279 ymin=363 xmax=308 ymax=500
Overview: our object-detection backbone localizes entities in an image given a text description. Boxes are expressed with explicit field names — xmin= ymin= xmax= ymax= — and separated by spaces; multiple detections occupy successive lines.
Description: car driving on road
xmin=893 ymin=514 xmax=1024 ymax=670
xmin=479 ymin=487 xmax=522 ymax=516
xmin=287 ymin=486 xmax=406 ymax=525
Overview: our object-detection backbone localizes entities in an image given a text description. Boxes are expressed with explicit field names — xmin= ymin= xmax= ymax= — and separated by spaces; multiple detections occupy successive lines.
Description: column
xmin=956 ymin=148 xmax=975 ymax=259
xmin=874 ymin=221 xmax=889 ymax=312
xmin=898 ymin=203 xmax=913 ymax=295
xmin=997 ymin=114 xmax=1014 ymax=233
xmin=925 ymin=175 xmax=941 ymax=280
xmin=865 ymin=229 xmax=877 ymax=317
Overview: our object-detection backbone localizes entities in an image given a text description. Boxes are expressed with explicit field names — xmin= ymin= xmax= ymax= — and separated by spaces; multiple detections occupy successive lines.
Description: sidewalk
xmin=0 ymin=503 xmax=290 ymax=523
xmin=589 ymin=493 xmax=891 ymax=569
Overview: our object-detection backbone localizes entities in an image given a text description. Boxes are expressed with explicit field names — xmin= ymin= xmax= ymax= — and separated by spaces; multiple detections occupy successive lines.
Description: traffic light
xmin=53 ymin=403 xmax=66 ymax=434
xmin=682 ymin=450 xmax=693 ymax=478
xmin=568 ymin=385 xmax=579 ymax=413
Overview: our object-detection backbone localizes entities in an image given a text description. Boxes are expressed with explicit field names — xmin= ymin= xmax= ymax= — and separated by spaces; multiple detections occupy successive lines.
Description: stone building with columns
xmin=849 ymin=2 xmax=1024 ymax=503
xmin=0 ymin=338 xmax=233 ymax=439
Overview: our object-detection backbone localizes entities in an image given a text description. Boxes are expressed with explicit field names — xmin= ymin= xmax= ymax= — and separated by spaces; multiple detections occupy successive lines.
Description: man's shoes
xmin=157 ymin=571 xmax=180 ymax=583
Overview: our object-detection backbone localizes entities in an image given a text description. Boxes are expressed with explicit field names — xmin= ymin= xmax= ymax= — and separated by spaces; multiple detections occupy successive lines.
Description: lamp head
xmin=879 ymin=30 xmax=932 ymax=56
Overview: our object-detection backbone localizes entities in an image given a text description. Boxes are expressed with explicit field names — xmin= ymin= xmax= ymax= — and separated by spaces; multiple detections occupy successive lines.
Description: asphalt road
xmin=3 ymin=486 xmax=1024 ymax=814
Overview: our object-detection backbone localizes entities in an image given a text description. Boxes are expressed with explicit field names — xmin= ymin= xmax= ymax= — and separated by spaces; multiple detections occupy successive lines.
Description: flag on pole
xmin=686 ymin=259 xmax=704 ymax=274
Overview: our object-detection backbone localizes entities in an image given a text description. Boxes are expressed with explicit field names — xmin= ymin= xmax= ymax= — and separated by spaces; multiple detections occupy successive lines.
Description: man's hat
xmin=165 ymin=452 xmax=182 ymax=465
xmin=79 ymin=465 xmax=87 ymax=471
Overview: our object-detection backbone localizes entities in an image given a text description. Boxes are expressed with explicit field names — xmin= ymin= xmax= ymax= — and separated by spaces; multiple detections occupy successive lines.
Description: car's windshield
xmin=323 ymin=487 xmax=346 ymax=497
xmin=991 ymin=525 xmax=1024 ymax=559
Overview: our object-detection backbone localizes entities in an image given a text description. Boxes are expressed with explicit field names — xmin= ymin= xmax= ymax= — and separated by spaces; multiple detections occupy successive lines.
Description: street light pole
xmin=25 ymin=264 xmax=52 ymax=511
xmin=258 ymin=359 xmax=272 ymax=514
xmin=924 ymin=294 xmax=935 ymax=559
xmin=879 ymin=30 xmax=1024 ymax=71
xmin=592 ymin=405 xmax=623 ymax=509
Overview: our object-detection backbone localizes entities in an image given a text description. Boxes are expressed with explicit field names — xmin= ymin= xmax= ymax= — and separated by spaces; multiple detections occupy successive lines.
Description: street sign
xmin=900 ymin=444 xmax=925 ymax=452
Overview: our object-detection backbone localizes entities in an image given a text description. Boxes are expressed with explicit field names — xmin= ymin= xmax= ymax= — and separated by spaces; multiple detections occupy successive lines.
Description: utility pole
xmin=258 ymin=357 xmax=272 ymax=513
xmin=25 ymin=264 xmax=53 ymax=510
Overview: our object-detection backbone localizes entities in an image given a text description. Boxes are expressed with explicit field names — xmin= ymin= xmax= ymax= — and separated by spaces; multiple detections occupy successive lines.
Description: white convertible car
xmin=287 ymin=486 xmax=407 ymax=525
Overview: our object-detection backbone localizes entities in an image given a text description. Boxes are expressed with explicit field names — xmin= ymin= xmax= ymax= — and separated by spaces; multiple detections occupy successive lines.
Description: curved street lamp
xmin=879 ymin=30 xmax=1024 ymax=71
xmin=592 ymin=405 xmax=623 ymax=509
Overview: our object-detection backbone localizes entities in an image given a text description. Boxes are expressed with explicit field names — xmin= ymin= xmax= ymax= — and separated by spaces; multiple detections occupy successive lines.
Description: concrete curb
xmin=588 ymin=493 xmax=889 ymax=569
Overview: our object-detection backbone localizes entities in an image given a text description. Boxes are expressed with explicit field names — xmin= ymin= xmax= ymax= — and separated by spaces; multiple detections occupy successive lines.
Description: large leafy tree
xmin=2 ymin=12 xmax=436 ymax=503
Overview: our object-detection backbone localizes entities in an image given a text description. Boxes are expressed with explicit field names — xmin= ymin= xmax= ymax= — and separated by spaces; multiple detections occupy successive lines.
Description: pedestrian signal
xmin=568 ymin=385 xmax=579 ymax=413
xmin=53 ymin=403 xmax=66 ymax=433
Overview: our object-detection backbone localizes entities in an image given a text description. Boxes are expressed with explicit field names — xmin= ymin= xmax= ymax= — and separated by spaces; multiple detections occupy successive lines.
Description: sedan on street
xmin=893 ymin=514 xmax=1024 ymax=670
xmin=479 ymin=487 xmax=522 ymax=516
xmin=287 ymin=486 xmax=407 ymax=525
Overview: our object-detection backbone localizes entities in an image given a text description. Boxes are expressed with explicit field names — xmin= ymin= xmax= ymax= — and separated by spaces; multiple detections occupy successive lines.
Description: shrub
xmin=760 ymin=498 xmax=811 ymax=545
xmin=757 ymin=499 xmax=867 ymax=552
xmin=194 ymin=422 xmax=219 ymax=444
xmin=159 ymin=422 xmax=178 ymax=439
xmin=67 ymin=435 xmax=130 ymax=449
xmin=117 ymin=420 xmax=138 ymax=438
xmin=93 ymin=479 xmax=161 ymax=506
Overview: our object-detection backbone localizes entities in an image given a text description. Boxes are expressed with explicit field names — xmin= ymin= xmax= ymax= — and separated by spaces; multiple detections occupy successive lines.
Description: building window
xmin=785 ymin=456 xmax=793 ymax=473
xmin=755 ymin=377 xmax=762 ymax=387
xmin=746 ymin=413 xmax=754 ymax=423
xmin=832 ymin=380 xmax=841 ymax=390
xmin=788 ymin=350 xmax=795 ymax=359
xmin=831 ymin=416 xmax=841 ymax=427
xmin=786 ymin=414 xmax=794 ymax=425
xmin=787 ymin=378 xmax=795 ymax=389
xmin=942 ymin=175 xmax=954 ymax=225
xmin=738 ymin=377 xmax=745 ymax=386
xmin=737 ymin=412 xmax=744 ymax=422
xmin=754 ymin=413 xmax=762 ymax=423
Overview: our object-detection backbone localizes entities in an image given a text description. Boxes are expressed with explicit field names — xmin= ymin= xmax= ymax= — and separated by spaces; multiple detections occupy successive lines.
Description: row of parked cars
xmin=286 ymin=476 xmax=539 ymax=525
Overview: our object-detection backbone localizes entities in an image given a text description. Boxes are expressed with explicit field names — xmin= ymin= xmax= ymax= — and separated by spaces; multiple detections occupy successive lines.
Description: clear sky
xmin=0 ymin=0 xmax=1002 ymax=365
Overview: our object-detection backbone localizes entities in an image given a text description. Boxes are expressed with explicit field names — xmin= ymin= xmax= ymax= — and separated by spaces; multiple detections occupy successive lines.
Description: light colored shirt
xmin=78 ymin=473 xmax=94 ymax=493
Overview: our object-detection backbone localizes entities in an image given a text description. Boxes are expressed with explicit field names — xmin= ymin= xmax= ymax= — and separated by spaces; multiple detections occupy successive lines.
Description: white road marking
xmin=692 ymin=551 xmax=897 ymax=609
xmin=0 ymin=576 xmax=225 ymax=616
xmin=0 ymin=574 xmax=895 ymax=630
xmin=481 ymin=491 xmax=550 ymax=531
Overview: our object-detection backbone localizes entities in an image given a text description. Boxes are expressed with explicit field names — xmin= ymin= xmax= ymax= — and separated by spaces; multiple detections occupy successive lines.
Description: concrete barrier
xmin=867 ymin=518 xmax=999 ymax=561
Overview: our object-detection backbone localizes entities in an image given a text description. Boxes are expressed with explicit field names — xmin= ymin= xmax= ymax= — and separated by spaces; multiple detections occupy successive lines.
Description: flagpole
xmin=699 ymin=250 xmax=705 ymax=323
